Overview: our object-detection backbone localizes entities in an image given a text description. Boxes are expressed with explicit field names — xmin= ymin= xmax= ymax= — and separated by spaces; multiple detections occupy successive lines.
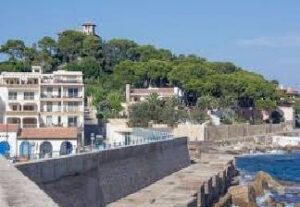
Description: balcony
xmin=6 ymin=111 xmax=39 ymax=116
xmin=24 ymin=96 xmax=35 ymax=101
xmin=41 ymin=79 xmax=82 ymax=85
xmin=8 ymin=96 xmax=17 ymax=101
xmin=23 ymin=124 xmax=38 ymax=128
xmin=40 ymin=93 xmax=61 ymax=98
xmin=3 ymin=83 xmax=39 ymax=89
xmin=23 ymin=118 xmax=38 ymax=128
xmin=40 ymin=123 xmax=64 ymax=128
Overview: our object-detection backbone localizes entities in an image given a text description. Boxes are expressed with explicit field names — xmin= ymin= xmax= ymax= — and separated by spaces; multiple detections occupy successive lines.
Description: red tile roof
xmin=20 ymin=127 xmax=77 ymax=139
xmin=0 ymin=124 xmax=20 ymax=133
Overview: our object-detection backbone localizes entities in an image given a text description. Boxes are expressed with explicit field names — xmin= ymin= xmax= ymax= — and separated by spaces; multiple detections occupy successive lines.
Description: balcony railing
xmin=41 ymin=79 xmax=82 ymax=84
xmin=40 ymin=94 xmax=61 ymax=98
xmin=24 ymin=96 xmax=35 ymax=100
xmin=8 ymin=96 xmax=17 ymax=100
xmin=6 ymin=111 xmax=38 ymax=115
xmin=40 ymin=94 xmax=83 ymax=99
xmin=40 ymin=123 xmax=64 ymax=128
xmin=23 ymin=124 xmax=37 ymax=128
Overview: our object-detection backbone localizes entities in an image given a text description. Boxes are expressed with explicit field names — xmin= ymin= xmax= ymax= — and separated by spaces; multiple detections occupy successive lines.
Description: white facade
xmin=17 ymin=139 xmax=77 ymax=158
xmin=0 ymin=67 xmax=84 ymax=136
xmin=106 ymin=119 xmax=131 ymax=145
xmin=272 ymin=136 xmax=300 ymax=147
xmin=82 ymin=22 xmax=96 ymax=36
xmin=125 ymin=84 xmax=183 ymax=103
xmin=278 ymin=106 xmax=295 ymax=122
xmin=0 ymin=131 xmax=18 ymax=157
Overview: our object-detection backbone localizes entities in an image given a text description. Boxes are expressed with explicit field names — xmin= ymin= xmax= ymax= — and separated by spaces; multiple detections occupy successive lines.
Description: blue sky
xmin=1 ymin=0 xmax=299 ymax=89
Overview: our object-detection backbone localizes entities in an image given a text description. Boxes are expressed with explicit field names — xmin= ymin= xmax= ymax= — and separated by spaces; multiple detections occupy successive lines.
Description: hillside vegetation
xmin=0 ymin=30 xmax=281 ymax=125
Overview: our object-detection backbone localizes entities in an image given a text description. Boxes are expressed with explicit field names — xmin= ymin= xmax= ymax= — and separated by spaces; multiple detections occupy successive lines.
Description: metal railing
xmin=41 ymin=79 xmax=82 ymax=84
xmin=22 ymin=124 xmax=38 ymax=128
xmin=10 ymin=129 xmax=173 ymax=163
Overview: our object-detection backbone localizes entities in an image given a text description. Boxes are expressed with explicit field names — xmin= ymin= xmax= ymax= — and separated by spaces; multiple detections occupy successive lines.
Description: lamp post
xmin=90 ymin=133 xmax=95 ymax=151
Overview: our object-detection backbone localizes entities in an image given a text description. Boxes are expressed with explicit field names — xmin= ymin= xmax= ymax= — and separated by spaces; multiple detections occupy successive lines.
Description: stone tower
xmin=82 ymin=22 xmax=96 ymax=36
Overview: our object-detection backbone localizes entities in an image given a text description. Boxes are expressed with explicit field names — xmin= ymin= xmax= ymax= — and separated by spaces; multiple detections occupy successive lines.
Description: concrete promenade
xmin=0 ymin=157 xmax=58 ymax=207
xmin=108 ymin=153 xmax=235 ymax=207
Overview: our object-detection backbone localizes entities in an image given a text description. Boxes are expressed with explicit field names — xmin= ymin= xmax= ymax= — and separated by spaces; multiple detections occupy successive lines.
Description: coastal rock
xmin=250 ymin=171 xmax=281 ymax=196
xmin=228 ymin=185 xmax=257 ymax=207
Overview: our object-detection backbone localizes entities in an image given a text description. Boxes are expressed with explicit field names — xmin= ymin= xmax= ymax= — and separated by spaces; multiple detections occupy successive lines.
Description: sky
xmin=0 ymin=0 xmax=300 ymax=89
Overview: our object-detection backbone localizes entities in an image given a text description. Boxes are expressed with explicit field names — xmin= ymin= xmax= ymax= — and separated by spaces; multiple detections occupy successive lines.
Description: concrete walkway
xmin=0 ymin=157 xmax=58 ymax=207
xmin=108 ymin=153 xmax=235 ymax=207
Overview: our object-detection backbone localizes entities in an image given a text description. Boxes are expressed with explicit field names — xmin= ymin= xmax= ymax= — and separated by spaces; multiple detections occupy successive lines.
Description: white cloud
xmin=236 ymin=35 xmax=300 ymax=47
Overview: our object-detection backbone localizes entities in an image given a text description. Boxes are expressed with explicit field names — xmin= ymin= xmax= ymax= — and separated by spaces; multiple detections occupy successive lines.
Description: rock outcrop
xmin=228 ymin=185 xmax=257 ymax=207
xmin=250 ymin=171 xmax=281 ymax=196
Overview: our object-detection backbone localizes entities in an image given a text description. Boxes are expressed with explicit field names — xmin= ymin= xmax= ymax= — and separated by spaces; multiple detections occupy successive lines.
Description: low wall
xmin=173 ymin=122 xmax=293 ymax=142
xmin=15 ymin=137 xmax=190 ymax=207
xmin=0 ymin=157 xmax=58 ymax=207
xmin=173 ymin=123 xmax=205 ymax=141
xmin=205 ymin=122 xmax=293 ymax=141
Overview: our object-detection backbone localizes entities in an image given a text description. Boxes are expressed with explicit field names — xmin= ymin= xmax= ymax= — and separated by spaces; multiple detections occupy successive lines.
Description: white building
xmin=272 ymin=135 xmax=300 ymax=147
xmin=0 ymin=124 xmax=19 ymax=157
xmin=125 ymin=84 xmax=183 ymax=103
xmin=18 ymin=127 xmax=78 ymax=159
xmin=0 ymin=66 xmax=85 ymax=151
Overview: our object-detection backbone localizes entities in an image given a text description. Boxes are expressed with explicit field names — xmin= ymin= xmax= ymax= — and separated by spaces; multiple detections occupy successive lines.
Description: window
xmin=68 ymin=88 xmax=79 ymax=98
xmin=46 ymin=102 xmax=53 ymax=112
xmin=8 ymin=92 xmax=17 ymax=100
xmin=58 ymin=116 xmax=61 ymax=125
xmin=68 ymin=116 xmax=78 ymax=127
xmin=12 ymin=105 xmax=20 ymax=111
xmin=67 ymin=102 xmax=78 ymax=112
xmin=46 ymin=116 xmax=52 ymax=126
xmin=46 ymin=87 xmax=53 ymax=97
xmin=27 ymin=79 xmax=38 ymax=84
xmin=23 ymin=105 xmax=35 ymax=111
xmin=24 ymin=92 xmax=34 ymax=100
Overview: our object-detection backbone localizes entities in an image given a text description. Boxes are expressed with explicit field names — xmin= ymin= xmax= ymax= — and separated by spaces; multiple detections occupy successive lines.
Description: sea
xmin=236 ymin=151 xmax=300 ymax=206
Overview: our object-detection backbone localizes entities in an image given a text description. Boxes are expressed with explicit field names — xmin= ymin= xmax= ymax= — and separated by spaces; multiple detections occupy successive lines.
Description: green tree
xmin=255 ymin=99 xmax=277 ymax=111
xmin=81 ymin=35 xmax=102 ymax=59
xmin=38 ymin=36 xmax=57 ymax=56
xmin=0 ymin=39 xmax=25 ymax=61
xmin=57 ymin=30 xmax=85 ymax=62
xmin=65 ymin=57 xmax=102 ymax=79
xmin=107 ymin=91 xmax=123 ymax=117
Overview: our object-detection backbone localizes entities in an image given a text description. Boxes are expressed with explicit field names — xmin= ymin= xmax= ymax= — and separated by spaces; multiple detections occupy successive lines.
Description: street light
xmin=90 ymin=133 xmax=95 ymax=151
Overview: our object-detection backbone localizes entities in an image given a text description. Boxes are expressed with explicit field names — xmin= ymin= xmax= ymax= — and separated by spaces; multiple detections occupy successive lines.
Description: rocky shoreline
xmin=218 ymin=147 xmax=300 ymax=207
xmin=228 ymin=170 xmax=300 ymax=207
xmin=189 ymin=141 xmax=300 ymax=206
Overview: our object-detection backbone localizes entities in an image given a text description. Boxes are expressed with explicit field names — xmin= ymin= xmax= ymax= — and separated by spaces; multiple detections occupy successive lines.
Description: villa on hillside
xmin=125 ymin=84 xmax=183 ymax=103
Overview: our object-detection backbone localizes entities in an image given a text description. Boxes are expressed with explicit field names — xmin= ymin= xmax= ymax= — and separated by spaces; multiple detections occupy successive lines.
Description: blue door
xmin=60 ymin=141 xmax=73 ymax=155
xmin=0 ymin=141 xmax=10 ymax=156
xmin=20 ymin=141 xmax=31 ymax=158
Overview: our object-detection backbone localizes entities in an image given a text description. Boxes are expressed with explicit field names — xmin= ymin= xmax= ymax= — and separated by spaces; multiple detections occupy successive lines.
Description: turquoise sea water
xmin=236 ymin=151 xmax=300 ymax=206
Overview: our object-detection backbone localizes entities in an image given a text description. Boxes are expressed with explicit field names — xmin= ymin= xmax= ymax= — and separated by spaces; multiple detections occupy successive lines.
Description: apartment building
xmin=0 ymin=66 xmax=85 ymax=149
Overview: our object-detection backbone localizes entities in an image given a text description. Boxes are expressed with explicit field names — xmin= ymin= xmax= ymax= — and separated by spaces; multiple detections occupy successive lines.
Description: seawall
xmin=0 ymin=157 xmax=58 ymax=207
xmin=109 ymin=153 xmax=236 ymax=207
xmin=15 ymin=137 xmax=190 ymax=207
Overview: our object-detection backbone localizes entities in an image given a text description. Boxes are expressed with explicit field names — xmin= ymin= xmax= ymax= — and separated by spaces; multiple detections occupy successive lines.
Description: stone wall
xmin=205 ymin=122 xmax=293 ymax=141
xmin=173 ymin=123 xmax=205 ymax=141
xmin=172 ymin=122 xmax=293 ymax=142
xmin=15 ymin=137 xmax=190 ymax=207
